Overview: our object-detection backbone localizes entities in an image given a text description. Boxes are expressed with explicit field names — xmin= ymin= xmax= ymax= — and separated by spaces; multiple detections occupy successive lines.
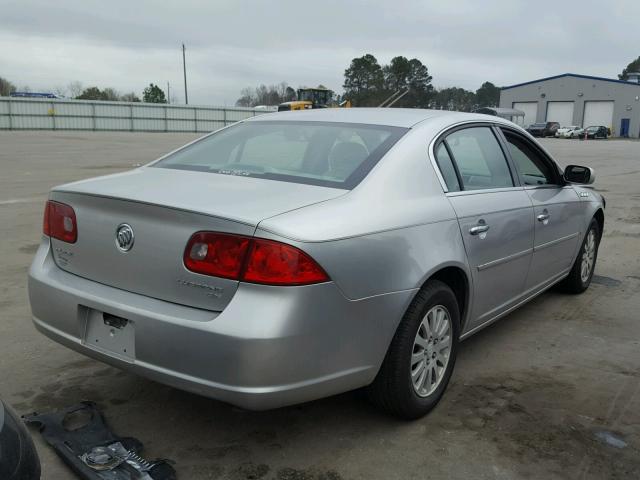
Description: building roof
xmin=501 ymin=73 xmax=640 ymax=90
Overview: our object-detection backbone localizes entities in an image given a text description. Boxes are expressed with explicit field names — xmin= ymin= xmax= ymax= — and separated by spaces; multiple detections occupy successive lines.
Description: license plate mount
xmin=82 ymin=307 xmax=135 ymax=362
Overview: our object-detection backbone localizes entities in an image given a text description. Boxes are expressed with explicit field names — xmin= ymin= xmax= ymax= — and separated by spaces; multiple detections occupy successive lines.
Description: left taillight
xmin=183 ymin=232 xmax=329 ymax=286
xmin=43 ymin=200 xmax=77 ymax=243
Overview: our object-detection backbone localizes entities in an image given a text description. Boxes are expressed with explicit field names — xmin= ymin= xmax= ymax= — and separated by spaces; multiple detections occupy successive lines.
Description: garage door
xmin=513 ymin=102 xmax=538 ymax=127
xmin=583 ymin=101 xmax=614 ymax=129
xmin=546 ymin=102 xmax=574 ymax=127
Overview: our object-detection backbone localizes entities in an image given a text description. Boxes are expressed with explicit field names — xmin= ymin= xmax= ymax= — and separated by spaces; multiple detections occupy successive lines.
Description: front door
xmin=620 ymin=118 xmax=630 ymax=137
xmin=434 ymin=126 xmax=534 ymax=329
xmin=499 ymin=127 xmax=583 ymax=291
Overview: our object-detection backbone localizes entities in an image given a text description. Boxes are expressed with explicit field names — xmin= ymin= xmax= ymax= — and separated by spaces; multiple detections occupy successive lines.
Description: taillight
xmin=43 ymin=201 xmax=77 ymax=243
xmin=243 ymin=238 xmax=329 ymax=285
xmin=184 ymin=232 xmax=250 ymax=280
xmin=183 ymin=232 xmax=329 ymax=286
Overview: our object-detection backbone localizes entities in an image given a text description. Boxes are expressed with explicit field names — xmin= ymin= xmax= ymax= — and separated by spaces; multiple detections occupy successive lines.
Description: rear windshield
xmin=153 ymin=120 xmax=407 ymax=189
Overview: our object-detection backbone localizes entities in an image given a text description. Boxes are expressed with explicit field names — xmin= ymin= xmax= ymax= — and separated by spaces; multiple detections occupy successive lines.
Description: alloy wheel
xmin=580 ymin=228 xmax=596 ymax=283
xmin=411 ymin=305 xmax=452 ymax=397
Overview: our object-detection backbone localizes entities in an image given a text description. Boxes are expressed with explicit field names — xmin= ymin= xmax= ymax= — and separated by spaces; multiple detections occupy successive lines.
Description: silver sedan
xmin=28 ymin=109 xmax=604 ymax=418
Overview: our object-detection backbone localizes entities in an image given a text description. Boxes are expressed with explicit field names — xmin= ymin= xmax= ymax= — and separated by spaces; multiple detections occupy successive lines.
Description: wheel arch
xmin=408 ymin=263 xmax=471 ymax=334
xmin=593 ymin=208 xmax=604 ymax=240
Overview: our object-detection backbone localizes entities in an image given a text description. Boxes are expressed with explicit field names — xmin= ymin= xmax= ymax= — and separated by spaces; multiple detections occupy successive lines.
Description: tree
xmin=0 ymin=76 xmax=16 ymax=96
xmin=235 ymin=82 xmax=296 ymax=107
xmin=235 ymin=87 xmax=255 ymax=107
xmin=76 ymin=86 xmax=105 ymax=100
xmin=142 ymin=83 xmax=166 ymax=103
xmin=284 ymin=86 xmax=296 ymax=101
xmin=619 ymin=56 xmax=640 ymax=80
xmin=53 ymin=85 xmax=68 ymax=98
xmin=101 ymin=88 xmax=120 ymax=101
xmin=120 ymin=92 xmax=141 ymax=102
xmin=382 ymin=56 xmax=434 ymax=107
xmin=384 ymin=56 xmax=413 ymax=93
xmin=343 ymin=54 xmax=385 ymax=106
xmin=343 ymin=54 xmax=433 ymax=107
xmin=67 ymin=81 xmax=84 ymax=98
xmin=432 ymin=87 xmax=477 ymax=112
xmin=475 ymin=81 xmax=500 ymax=107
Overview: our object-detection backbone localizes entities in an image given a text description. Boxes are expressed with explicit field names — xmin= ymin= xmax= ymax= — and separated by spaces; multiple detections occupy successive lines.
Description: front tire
xmin=367 ymin=280 xmax=460 ymax=419
xmin=558 ymin=218 xmax=600 ymax=293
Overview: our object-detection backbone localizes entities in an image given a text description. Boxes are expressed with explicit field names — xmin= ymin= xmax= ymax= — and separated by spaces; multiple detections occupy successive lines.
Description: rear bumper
xmin=28 ymin=239 xmax=413 ymax=409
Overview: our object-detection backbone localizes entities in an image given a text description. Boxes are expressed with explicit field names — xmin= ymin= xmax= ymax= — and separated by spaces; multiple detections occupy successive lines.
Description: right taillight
xmin=43 ymin=200 xmax=77 ymax=243
xmin=183 ymin=232 xmax=329 ymax=286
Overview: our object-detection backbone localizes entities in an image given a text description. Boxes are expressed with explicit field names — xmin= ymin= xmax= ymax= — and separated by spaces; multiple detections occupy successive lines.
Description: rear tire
xmin=367 ymin=280 xmax=460 ymax=419
xmin=557 ymin=218 xmax=600 ymax=294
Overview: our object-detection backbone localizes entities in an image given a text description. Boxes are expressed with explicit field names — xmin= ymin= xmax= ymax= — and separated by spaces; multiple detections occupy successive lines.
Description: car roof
xmin=245 ymin=107 xmax=503 ymax=128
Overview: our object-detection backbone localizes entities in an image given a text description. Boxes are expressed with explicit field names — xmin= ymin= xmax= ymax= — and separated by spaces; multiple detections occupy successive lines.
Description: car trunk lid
xmin=49 ymin=167 xmax=346 ymax=311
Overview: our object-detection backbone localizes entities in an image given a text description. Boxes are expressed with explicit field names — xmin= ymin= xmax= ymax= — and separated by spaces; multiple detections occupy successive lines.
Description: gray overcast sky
xmin=1 ymin=0 xmax=638 ymax=105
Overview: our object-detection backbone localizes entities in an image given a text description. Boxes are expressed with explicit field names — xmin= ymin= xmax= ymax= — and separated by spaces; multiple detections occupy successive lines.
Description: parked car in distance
xmin=555 ymin=126 xmax=584 ymax=138
xmin=526 ymin=121 xmax=560 ymax=137
xmin=584 ymin=125 xmax=609 ymax=139
xmin=0 ymin=399 xmax=41 ymax=480
xmin=28 ymin=109 xmax=605 ymax=419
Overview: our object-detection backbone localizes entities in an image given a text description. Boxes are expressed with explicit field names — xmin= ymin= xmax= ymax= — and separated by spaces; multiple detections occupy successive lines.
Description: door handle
xmin=469 ymin=224 xmax=490 ymax=235
xmin=537 ymin=213 xmax=550 ymax=222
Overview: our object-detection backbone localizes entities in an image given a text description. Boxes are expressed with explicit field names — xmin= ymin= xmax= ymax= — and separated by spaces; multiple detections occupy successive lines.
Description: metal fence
xmin=0 ymin=97 xmax=273 ymax=132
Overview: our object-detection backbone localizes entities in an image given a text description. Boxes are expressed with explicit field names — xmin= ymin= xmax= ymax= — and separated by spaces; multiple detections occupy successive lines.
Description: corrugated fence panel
xmin=95 ymin=104 xmax=130 ymax=118
xmin=226 ymin=109 xmax=256 ymax=121
xmin=12 ymin=116 xmax=54 ymax=129
xmin=133 ymin=119 xmax=165 ymax=131
xmin=12 ymin=101 xmax=51 ymax=115
xmin=55 ymin=117 xmax=93 ymax=130
xmin=0 ymin=97 xmax=273 ymax=131
xmin=54 ymin=102 xmax=93 ymax=116
xmin=167 ymin=120 xmax=195 ymax=131
xmin=166 ymin=107 xmax=195 ymax=120
xmin=196 ymin=121 xmax=226 ymax=132
xmin=132 ymin=105 xmax=165 ymax=119
xmin=95 ymin=117 xmax=131 ymax=131
xmin=196 ymin=108 xmax=225 ymax=121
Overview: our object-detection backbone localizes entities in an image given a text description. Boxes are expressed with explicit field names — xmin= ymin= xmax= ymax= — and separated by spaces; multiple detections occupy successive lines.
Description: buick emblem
xmin=115 ymin=224 xmax=135 ymax=252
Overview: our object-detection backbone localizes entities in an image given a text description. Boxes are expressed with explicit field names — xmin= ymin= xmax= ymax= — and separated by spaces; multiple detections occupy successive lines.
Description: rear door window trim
xmin=433 ymin=122 xmax=520 ymax=194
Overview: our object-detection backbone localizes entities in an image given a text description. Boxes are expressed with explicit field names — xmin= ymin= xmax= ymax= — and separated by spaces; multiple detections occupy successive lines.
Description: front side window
xmin=444 ymin=127 xmax=514 ymax=190
xmin=501 ymin=130 xmax=558 ymax=186
xmin=154 ymin=121 xmax=407 ymax=189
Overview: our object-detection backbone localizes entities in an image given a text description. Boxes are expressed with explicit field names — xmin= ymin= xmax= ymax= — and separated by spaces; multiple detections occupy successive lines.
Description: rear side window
xmin=434 ymin=143 xmax=461 ymax=192
xmin=154 ymin=121 xmax=407 ymax=189
xmin=444 ymin=127 xmax=514 ymax=190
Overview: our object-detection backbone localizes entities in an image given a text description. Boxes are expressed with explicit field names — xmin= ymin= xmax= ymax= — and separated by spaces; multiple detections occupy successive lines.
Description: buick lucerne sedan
xmin=28 ymin=109 xmax=604 ymax=419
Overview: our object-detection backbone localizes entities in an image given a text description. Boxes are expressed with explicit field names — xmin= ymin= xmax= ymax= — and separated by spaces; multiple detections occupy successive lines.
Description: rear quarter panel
xmin=256 ymin=119 xmax=472 ymax=330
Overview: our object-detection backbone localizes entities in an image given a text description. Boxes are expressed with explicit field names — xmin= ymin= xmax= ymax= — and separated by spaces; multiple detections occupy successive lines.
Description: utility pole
xmin=167 ymin=82 xmax=170 ymax=104
xmin=182 ymin=43 xmax=188 ymax=105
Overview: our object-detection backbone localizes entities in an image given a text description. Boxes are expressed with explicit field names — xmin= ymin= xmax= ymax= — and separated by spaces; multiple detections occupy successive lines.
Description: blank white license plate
xmin=82 ymin=307 xmax=135 ymax=362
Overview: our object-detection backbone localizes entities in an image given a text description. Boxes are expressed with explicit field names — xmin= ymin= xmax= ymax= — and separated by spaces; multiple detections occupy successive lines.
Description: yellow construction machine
xmin=278 ymin=87 xmax=351 ymax=111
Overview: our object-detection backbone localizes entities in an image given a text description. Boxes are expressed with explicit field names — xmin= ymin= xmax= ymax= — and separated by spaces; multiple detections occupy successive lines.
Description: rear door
xmin=434 ymin=125 xmax=534 ymax=329
xmin=499 ymin=127 xmax=583 ymax=290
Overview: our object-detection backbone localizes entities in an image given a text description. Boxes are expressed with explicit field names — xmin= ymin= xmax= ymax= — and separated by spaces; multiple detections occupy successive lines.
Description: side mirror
xmin=564 ymin=165 xmax=595 ymax=184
